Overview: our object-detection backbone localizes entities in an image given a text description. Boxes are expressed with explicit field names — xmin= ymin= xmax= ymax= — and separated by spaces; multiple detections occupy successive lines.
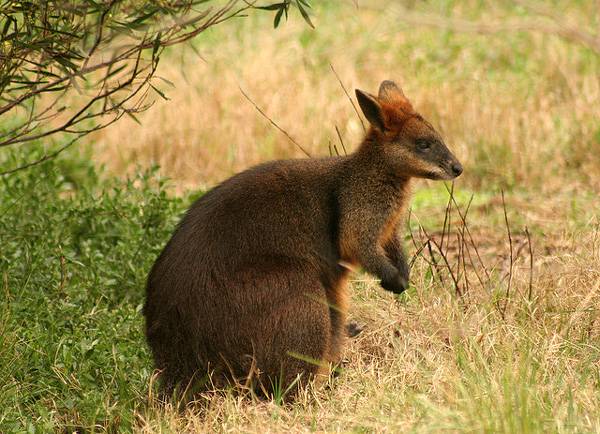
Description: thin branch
xmin=525 ymin=226 xmax=534 ymax=302
xmin=330 ymin=63 xmax=366 ymax=133
xmin=439 ymin=181 xmax=454 ymax=254
xmin=335 ymin=125 xmax=347 ymax=155
xmin=239 ymin=86 xmax=311 ymax=158
xmin=407 ymin=210 xmax=438 ymax=269
xmin=501 ymin=190 xmax=514 ymax=319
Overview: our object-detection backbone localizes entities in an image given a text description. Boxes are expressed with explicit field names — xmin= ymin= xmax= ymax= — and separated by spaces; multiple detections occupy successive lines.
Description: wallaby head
xmin=355 ymin=80 xmax=463 ymax=180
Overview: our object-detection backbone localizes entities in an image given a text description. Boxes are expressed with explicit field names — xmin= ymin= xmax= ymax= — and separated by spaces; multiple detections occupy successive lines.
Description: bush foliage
xmin=0 ymin=0 xmax=313 ymax=174
xmin=0 ymin=155 xmax=186 ymax=432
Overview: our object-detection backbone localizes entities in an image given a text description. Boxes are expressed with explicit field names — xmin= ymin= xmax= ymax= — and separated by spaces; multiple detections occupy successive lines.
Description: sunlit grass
xmin=1 ymin=0 xmax=600 ymax=432
xmin=91 ymin=0 xmax=600 ymax=194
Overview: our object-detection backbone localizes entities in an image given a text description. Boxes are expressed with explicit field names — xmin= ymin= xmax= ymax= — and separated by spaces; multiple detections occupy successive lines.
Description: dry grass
xmin=133 ymin=198 xmax=600 ymax=433
xmin=81 ymin=1 xmax=600 ymax=432
xmin=90 ymin=1 xmax=600 ymax=193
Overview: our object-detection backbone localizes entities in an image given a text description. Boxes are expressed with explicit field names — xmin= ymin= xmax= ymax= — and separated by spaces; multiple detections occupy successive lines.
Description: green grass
xmin=1 ymin=151 xmax=598 ymax=433
xmin=0 ymin=157 xmax=185 ymax=432
xmin=1 ymin=0 xmax=600 ymax=432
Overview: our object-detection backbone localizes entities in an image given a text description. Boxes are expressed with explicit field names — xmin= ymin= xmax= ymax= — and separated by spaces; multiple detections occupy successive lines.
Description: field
xmin=1 ymin=0 xmax=599 ymax=432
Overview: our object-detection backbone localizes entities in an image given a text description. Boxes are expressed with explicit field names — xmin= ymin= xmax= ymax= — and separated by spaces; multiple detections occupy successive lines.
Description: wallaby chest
xmin=378 ymin=180 xmax=412 ymax=245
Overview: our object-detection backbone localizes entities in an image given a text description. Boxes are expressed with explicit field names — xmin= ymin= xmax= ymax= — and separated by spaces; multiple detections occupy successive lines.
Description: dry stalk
xmin=239 ymin=86 xmax=311 ymax=158
xmin=525 ymin=226 xmax=534 ymax=302
xmin=335 ymin=125 xmax=348 ymax=155
xmin=407 ymin=210 xmax=430 ymax=269
xmin=459 ymin=222 xmax=471 ymax=296
xmin=329 ymin=63 xmax=366 ymax=133
xmin=501 ymin=190 xmax=514 ymax=319
xmin=439 ymin=181 xmax=454 ymax=254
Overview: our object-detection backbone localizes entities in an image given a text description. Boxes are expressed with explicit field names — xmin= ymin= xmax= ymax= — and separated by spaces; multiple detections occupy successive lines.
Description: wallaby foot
xmin=346 ymin=320 xmax=363 ymax=337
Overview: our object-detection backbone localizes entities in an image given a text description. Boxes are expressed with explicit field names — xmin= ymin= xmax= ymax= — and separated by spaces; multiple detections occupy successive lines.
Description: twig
xmin=430 ymin=236 xmax=462 ymax=297
xmin=426 ymin=239 xmax=446 ymax=287
xmin=335 ymin=125 xmax=347 ymax=155
xmin=439 ymin=181 xmax=454 ymax=254
xmin=407 ymin=210 xmax=432 ymax=268
xmin=525 ymin=226 xmax=534 ymax=302
xmin=454 ymin=231 xmax=462 ymax=287
xmin=333 ymin=143 xmax=340 ymax=157
xmin=330 ymin=63 xmax=366 ymax=133
xmin=239 ymin=86 xmax=311 ymax=158
xmin=459 ymin=221 xmax=470 ymax=296
xmin=501 ymin=190 xmax=514 ymax=319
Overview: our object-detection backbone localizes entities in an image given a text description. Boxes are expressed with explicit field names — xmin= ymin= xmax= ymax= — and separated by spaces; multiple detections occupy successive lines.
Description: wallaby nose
xmin=451 ymin=162 xmax=463 ymax=177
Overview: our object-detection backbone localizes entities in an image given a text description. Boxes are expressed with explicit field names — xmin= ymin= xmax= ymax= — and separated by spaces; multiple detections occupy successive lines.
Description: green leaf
xmin=1 ymin=16 xmax=15 ymax=37
xmin=256 ymin=2 xmax=288 ymax=11
xmin=152 ymin=31 xmax=162 ymax=61
xmin=104 ymin=64 xmax=128 ymax=80
xmin=295 ymin=0 xmax=314 ymax=29
xmin=273 ymin=7 xmax=285 ymax=28
xmin=125 ymin=110 xmax=142 ymax=125
xmin=149 ymin=83 xmax=169 ymax=101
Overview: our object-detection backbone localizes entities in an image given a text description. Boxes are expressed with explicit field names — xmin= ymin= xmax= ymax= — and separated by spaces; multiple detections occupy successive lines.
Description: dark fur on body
xmin=144 ymin=81 xmax=463 ymax=398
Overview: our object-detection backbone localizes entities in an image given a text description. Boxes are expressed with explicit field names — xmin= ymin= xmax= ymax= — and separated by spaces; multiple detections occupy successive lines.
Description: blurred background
xmin=89 ymin=0 xmax=600 ymax=195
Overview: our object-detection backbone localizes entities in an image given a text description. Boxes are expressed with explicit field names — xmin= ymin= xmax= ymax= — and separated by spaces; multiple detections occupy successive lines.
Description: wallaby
xmin=144 ymin=80 xmax=463 ymax=399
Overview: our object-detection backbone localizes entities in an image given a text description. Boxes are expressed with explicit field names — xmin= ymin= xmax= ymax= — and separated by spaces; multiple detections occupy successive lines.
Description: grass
xmin=1 ymin=151 xmax=598 ymax=433
xmin=1 ymin=0 xmax=600 ymax=432
xmin=0 ymin=159 xmax=184 ymax=432
xmin=90 ymin=0 xmax=600 ymax=193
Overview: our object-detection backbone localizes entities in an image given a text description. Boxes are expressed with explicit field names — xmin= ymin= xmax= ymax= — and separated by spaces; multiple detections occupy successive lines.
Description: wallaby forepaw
xmin=380 ymin=272 xmax=408 ymax=294
xmin=398 ymin=261 xmax=410 ymax=284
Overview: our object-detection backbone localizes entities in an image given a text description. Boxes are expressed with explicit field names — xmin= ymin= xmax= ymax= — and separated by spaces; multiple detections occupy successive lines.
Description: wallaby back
xmin=144 ymin=80 xmax=463 ymax=400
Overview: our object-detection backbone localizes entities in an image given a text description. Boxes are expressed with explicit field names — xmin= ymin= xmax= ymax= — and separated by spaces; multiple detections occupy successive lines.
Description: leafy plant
xmin=0 ymin=150 xmax=186 ymax=431
xmin=0 ymin=0 xmax=313 ymax=175
xmin=257 ymin=0 xmax=314 ymax=29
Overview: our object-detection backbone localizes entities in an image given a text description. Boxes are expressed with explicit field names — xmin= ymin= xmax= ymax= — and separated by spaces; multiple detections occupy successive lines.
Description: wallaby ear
xmin=378 ymin=80 xmax=405 ymax=102
xmin=355 ymin=89 xmax=386 ymax=131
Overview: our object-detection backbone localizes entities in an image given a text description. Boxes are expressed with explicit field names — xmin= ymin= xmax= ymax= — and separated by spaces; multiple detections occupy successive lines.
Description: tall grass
xmin=91 ymin=0 xmax=600 ymax=193
xmin=2 ymin=0 xmax=600 ymax=432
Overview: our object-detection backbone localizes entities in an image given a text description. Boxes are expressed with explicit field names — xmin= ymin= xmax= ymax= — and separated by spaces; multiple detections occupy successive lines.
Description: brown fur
xmin=144 ymin=80 xmax=462 ymax=400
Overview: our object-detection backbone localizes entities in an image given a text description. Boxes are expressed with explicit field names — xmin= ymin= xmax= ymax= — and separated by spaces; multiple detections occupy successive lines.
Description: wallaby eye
xmin=416 ymin=139 xmax=430 ymax=150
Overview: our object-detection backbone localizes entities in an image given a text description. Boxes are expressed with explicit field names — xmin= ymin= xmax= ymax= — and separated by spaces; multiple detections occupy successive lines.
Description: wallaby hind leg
xmin=325 ymin=273 xmax=350 ymax=364
xmin=248 ymin=283 xmax=333 ymax=399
